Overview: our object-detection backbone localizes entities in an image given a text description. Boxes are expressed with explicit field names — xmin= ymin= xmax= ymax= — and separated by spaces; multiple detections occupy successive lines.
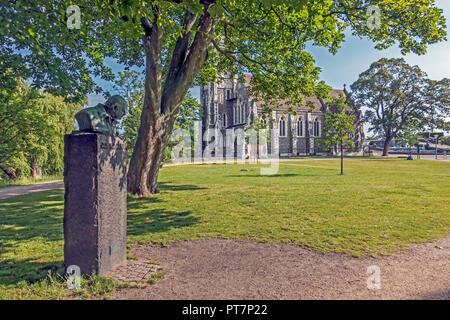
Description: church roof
xmin=242 ymin=74 xmax=345 ymax=112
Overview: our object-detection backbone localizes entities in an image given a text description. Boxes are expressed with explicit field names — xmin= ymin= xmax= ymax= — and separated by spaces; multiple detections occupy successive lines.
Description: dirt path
xmin=114 ymin=237 xmax=450 ymax=300
xmin=0 ymin=180 xmax=63 ymax=200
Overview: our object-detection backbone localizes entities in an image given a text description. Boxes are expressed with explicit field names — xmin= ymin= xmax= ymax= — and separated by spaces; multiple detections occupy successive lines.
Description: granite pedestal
xmin=63 ymin=132 xmax=127 ymax=275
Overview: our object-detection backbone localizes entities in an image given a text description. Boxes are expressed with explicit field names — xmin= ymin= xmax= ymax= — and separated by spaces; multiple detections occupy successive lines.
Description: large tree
xmin=351 ymin=58 xmax=449 ymax=156
xmin=1 ymin=0 xmax=447 ymax=195
xmin=0 ymin=79 xmax=82 ymax=180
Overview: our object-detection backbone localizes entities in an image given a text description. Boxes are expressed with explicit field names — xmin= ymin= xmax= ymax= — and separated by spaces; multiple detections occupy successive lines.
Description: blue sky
xmin=88 ymin=0 xmax=450 ymax=106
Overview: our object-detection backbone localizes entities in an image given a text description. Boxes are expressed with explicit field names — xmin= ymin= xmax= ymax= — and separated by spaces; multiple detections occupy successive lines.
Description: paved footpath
xmin=0 ymin=180 xmax=63 ymax=200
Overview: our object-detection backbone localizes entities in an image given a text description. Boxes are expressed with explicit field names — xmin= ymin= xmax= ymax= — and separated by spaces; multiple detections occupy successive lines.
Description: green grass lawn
xmin=1 ymin=159 xmax=449 ymax=299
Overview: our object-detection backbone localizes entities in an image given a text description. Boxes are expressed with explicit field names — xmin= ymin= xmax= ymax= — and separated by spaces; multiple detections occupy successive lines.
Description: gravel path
xmin=114 ymin=237 xmax=450 ymax=300
xmin=0 ymin=180 xmax=64 ymax=200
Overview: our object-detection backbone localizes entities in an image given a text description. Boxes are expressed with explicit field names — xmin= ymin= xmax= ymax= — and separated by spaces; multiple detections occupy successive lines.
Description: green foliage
xmin=321 ymin=94 xmax=356 ymax=152
xmin=0 ymin=1 xmax=446 ymax=105
xmin=175 ymin=93 xmax=203 ymax=131
xmin=423 ymin=78 xmax=450 ymax=131
xmin=0 ymin=175 xmax=62 ymax=189
xmin=397 ymin=119 xmax=421 ymax=154
xmin=320 ymin=94 xmax=355 ymax=174
xmin=0 ymin=271 xmax=125 ymax=300
xmin=440 ymin=136 xmax=450 ymax=146
xmin=148 ymin=271 xmax=166 ymax=284
xmin=109 ymin=70 xmax=145 ymax=110
xmin=74 ymin=274 xmax=127 ymax=299
xmin=0 ymin=80 xmax=83 ymax=180
xmin=350 ymin=58 xmax=449 ymax=145
xmin=113 ymin=70 xmax=145 ymax=158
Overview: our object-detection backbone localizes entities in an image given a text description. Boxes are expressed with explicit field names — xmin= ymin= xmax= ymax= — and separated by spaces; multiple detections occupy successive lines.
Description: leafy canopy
xmin=350 ymin=58 xmax=449 ymax=140
xmin=1 ymin=0 xmax=447 ymax=106
xmin=397 ymin=118 xmax=421 ymax=150
xmin=0 ymin=78 xmax=83 ymax=179
xmin=321 ymin=94 xmax=356 ymax=151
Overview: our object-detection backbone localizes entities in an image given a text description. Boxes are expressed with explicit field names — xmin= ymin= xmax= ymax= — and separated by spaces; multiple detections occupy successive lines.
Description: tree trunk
xmin=127 ymin=8 xmax=216 ymax=197
xmin=340 ymin=140 xmax=344 ymax=175
xmin=382 ymin=136 xmax=394 ymax=156
xmin=31 ymin=161 xmax=42 ymax=179
xmin=0 ymin=163 xmax=17 ymax=180
xmin=127 ymin=113 xmax=176 ymax=196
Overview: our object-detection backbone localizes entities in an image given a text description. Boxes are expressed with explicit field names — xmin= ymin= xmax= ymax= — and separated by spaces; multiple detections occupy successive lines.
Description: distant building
xmin=200 ymin=75 xmax=364 ymax=158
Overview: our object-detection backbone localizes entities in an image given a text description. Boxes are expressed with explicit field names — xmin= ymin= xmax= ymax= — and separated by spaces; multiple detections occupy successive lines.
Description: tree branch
xmin=161 ymin=6 xmax=217 ymax=115
xmin=140 ymin=16 xmax=152 ymax=37
xmin=142 ymin=6 xmax=163 ymax=116
xmin=163 ymin=11 xmax=198 ymax=103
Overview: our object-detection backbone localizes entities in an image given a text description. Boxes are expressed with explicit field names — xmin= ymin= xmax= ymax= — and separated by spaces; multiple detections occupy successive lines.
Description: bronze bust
xmin=75 ymin=95 xmax=127 ymax=135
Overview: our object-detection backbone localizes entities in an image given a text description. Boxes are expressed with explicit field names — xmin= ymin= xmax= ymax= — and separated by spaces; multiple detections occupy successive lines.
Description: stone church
xmin=200 ymin=75 xmax=364 ymax=159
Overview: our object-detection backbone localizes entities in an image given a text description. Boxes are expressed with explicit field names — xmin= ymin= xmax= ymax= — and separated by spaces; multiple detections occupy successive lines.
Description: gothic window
xmin=297 ymin=118 xmax=303 ymax=137
xmin=210 ymin=103 xmax=215 ymax=123
xmin=223 ymin=113 xmax=227 ymax=128
xmin=238 ymin=106 xmax=242 ymax=123
xmin=279 ymin=117 xmax=286 ymax=137
xmin=313 ymin=118 xmax=320 ymax=137
xmin=226 ymin=89 xmax=231 ymax=100
xmin=233 ymin=107 xmax=236 ymax=125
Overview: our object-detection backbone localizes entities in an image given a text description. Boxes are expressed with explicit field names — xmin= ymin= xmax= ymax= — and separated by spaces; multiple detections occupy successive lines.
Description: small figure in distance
xmin=75 ymin=95 xmax=127 ymax=136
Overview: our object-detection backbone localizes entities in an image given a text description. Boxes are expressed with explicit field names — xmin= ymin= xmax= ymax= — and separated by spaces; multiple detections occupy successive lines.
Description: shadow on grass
xmin=127 ymin=199 xmax=199 ymax=236
xmin=158 ymin=182 xmax=207 ymax=192
xmin=0 ymin=183 xmax=202 ymax=286
xmin=0 ymin=189 xmax=65 ymax=285
xmin=0 ymin=258 xmax=64 ymax=286
xmin=0 ymin=189 xmax=64 ymax=244
xmin=125 ymin=181 xmax=203 ymax=237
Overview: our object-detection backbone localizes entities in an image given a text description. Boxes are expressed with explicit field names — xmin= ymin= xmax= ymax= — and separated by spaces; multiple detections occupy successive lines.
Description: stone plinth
xmin=63 ymin=132 xmax=127 ymax=275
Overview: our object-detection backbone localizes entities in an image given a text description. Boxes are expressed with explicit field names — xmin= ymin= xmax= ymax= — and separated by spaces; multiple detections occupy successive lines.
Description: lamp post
xmin=434 ymin=134 xmax=439 ymax=160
